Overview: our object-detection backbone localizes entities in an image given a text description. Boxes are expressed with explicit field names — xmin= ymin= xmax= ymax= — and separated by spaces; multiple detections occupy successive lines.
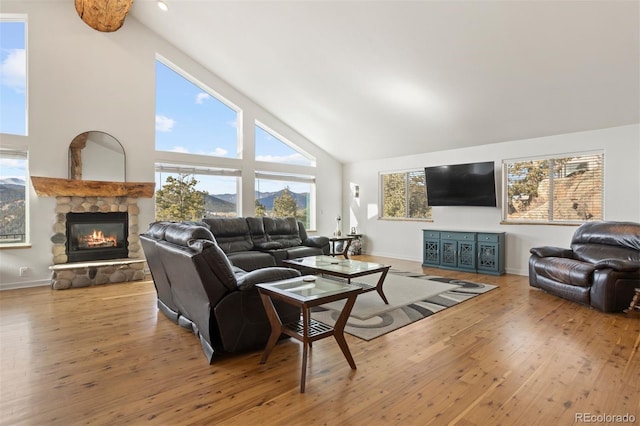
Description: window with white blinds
xmin=380 ymin=170 xmax=431 ymax=220
xmin=503 ymin=152 xmax=604 ymax=223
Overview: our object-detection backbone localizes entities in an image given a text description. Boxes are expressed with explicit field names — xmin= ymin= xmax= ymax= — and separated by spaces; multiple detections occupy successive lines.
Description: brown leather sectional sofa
xmin=140 ymin=221 xmax=303 ymax=363
xmin=529 ymin=221 xmax=640 ymax=312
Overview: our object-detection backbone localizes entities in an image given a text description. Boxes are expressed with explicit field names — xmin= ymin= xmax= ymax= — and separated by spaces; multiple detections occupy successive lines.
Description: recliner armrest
xmin=593 ymin=259 xmax=640 ymax=272
xmin=236 ymin=267 xmax=301 ymax=290
xmin=529 ymin=246 xmax=574 ymax=258
xmin=304 ymin=236 xmax=329 ymax=248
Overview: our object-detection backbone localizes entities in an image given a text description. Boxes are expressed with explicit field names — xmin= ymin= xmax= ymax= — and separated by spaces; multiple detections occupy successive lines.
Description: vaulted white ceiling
xmin=130 ymin=1 xmax=640 ymax=164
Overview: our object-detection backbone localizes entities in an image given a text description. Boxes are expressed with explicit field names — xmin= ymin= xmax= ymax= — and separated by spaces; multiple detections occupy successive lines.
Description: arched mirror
xmin=69 ymin=131 xmax=125 ymax=182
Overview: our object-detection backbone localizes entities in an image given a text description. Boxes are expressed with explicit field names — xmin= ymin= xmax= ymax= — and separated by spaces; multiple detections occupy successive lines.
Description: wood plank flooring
xmin=1 ymin=255 xmax=638 ymax=425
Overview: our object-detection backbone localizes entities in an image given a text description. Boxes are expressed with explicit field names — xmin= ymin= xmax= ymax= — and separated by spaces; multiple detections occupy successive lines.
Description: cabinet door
xmin=423 ymin=238 xmax=440 ymax=266
xmin=457 ymin=241 xmax=476 ymax=271
xmin=441 ymin=240 xmax=458 ymax=268
xmin=477 ymin=242 xmax=499 ymax=273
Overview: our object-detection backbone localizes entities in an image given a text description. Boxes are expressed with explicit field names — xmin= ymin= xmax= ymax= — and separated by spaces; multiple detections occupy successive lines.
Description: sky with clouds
xmin=0 ymin=21 xmax=26 ymax=138
xmin=155 ymin=61 xmax=314 ymax=195
xmin=0 ymin=20 xmax=27 ymax=181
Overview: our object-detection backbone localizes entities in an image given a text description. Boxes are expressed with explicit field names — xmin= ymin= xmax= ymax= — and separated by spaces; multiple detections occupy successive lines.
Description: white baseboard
xmin=0 ymin=279 xmax=51 ymax=291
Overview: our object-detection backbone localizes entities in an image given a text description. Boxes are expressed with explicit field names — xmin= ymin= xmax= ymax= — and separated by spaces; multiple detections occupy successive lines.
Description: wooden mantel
xmin=31 ymin=176 xmax=155 ymax=198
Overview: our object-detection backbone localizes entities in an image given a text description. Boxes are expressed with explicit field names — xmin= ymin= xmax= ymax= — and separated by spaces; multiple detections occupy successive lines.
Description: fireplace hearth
xmin=66 ymin=212 xmax=128 ymax=262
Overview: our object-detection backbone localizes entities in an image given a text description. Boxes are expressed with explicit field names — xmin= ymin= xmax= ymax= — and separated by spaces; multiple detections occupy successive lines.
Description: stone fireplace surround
xmin=50 ymin=195 xmax=144 ymax=289
xmin=30 ymin=176 xmax=155 ymax=290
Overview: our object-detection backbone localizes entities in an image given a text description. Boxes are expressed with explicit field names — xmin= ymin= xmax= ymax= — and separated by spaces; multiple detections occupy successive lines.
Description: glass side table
xmin=256 ymin=276 xmax=361 ymax=393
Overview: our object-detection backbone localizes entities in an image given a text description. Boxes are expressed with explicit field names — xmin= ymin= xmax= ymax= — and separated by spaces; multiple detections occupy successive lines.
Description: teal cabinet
xmin=422 ymin=230 xmax=505 ymax=275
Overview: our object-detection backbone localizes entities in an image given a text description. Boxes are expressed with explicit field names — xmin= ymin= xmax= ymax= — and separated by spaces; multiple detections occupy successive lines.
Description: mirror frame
xmin=69 ymin=131 xmax=126 ymax=182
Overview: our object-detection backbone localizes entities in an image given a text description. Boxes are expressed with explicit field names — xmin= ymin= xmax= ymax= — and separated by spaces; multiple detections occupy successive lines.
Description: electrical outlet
xmin=19 ymin=267 xmax=29 ymax=277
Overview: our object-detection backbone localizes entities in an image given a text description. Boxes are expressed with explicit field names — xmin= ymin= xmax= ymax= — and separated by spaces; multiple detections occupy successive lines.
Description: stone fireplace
xmin=30 ymin=176 xmax=155 ymax=290
xmin=49 ymin=195 xmax=144 ymax=289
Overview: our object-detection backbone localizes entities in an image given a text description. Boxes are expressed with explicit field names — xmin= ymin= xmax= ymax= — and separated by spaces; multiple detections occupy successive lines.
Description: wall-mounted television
xmin=424 ymin=161 xmax=497 ymax=207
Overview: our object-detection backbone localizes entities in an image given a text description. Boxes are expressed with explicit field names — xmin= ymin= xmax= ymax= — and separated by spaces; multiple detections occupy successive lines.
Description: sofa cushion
xmin=227 ymin=251 xmax=276 ymax=271
xmin=533 ymin=257 xmax=595 ymax=287
xmin=264 ymin=217 xmax=302 ymax=248
xmin=203 ymin=217 xmax=253 ymax=253
xmin=246 ymin=217 xmax=268 ymax=246
xmin=572 ymin=244 xmax=640 ymax=264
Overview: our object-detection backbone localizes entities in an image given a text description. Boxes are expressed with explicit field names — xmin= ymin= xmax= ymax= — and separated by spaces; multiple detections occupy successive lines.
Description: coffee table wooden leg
xmin=332 ymin=294 xmax=357 ymax=370
xmin=259 ymin=293 xmax=283 ymax=364
xmin=342 ymin=239 xmax=352 ymax=259
xmin=375 ymin=267 xmax=390 ymax=305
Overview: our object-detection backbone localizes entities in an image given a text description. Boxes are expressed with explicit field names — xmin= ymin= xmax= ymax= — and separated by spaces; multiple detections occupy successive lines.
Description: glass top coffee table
xmin=283 ymin=255 xmax=391 ymax=304
xmin=256 ymin=276 xmax=362 ymax=393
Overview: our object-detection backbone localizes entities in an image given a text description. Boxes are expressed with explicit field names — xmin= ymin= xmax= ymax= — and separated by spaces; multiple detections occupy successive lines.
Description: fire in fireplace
xmin=66 ymin=212 xmax=128 ymax=262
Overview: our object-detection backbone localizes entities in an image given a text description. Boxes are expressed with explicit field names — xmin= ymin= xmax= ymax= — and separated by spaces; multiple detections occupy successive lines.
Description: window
xmin=504 ymin=152 xmax=604 ymax=223
xmin=255 ymin=123 xmax=315 ymax=166
xmin=0 ymin=16 xmax=27 ymax=136
xmin=0 ymin=148 xmax=28 ymax=245
xmin=380 ymin=170 xmax=431 ymax=219
xmin=155 ymin=164 xmax=240 ymax=221
xmin=255 ymin=173 xmax=314 ymax=229
xmin=154 ymin=56 xmax=318 ymax=227
xmin=255 ymin=122 xmax=317 ymax=229
xmin=155 ymin=59 xmax=239 ymax=158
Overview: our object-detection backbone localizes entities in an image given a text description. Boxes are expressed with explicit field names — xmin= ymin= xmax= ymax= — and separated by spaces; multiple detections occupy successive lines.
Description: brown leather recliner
xmin=141 ymin=222 xmax=302 ymax=363
xmin=529 ymin=221 xmax=640 ymax=312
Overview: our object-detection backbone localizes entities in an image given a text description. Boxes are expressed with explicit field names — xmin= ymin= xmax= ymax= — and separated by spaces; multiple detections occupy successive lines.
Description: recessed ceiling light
xmin=157 ymin=1 xmax=169 ymax=11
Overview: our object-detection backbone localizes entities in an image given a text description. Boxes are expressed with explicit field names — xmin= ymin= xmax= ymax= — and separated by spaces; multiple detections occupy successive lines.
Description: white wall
xmin=0 ymin=2 xmax=342 ymax=289
xmin=343 ymin=124 xmax=640 ymax=276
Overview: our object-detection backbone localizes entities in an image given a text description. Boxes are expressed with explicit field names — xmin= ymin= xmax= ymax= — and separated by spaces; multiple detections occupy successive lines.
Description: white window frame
xmin=379 ymin=169 xmax=431 ymax=221
xmin=155 ymin=163 xmax=242 ymax=219
xmin=155 ymin=55 xmax=241 ymax=159
xmin=255 ymin=121 xmax=316 ymax=167
xmin=502 ymin=150 xmax=604 ymax=224
xmin=154 ymin=55 xmax=319 ymax=228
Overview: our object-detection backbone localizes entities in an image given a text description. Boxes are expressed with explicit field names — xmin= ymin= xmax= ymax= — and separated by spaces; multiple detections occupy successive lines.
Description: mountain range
xmin=204 ymin=189 xmax=309 ymax=213
xmin=0 ymin=178 xmax=306 ymax=224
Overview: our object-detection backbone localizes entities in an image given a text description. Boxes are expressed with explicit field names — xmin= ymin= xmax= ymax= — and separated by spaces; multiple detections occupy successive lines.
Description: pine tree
xmin=255 ymin=199 xmax=266 ymax=217
xmin=155 ymin=173 xmax=205 ymax=221
xmin=273 ymin=187 xmax=298 ymax=218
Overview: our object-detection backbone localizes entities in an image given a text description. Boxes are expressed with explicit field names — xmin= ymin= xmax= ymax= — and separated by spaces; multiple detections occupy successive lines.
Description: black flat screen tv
xmin=424 ymin=161 xmax=497 ymax=207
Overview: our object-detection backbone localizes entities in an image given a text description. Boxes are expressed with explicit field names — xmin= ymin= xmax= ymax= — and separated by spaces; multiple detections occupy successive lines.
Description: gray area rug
xmin=310 ymin=270 xmax=497 ymax=341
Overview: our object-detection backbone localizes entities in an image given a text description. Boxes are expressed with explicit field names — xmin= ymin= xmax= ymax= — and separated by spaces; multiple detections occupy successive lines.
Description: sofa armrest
xmin=254 ymin=241 xmax=284 ymax=251
xmin=304 ymin=236 xmax=329 ymax=248
xmin=236 ymin=267 xmax=301 ymax=290
xmin=529 ymin=246 xmax=574 ymax=258
xmin=593 ymin=259 xmax=640 ymax=272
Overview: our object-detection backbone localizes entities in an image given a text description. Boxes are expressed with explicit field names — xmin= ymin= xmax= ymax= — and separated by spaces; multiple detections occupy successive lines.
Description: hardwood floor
xmin=1 ymin=255 xmax=638 ymax=425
